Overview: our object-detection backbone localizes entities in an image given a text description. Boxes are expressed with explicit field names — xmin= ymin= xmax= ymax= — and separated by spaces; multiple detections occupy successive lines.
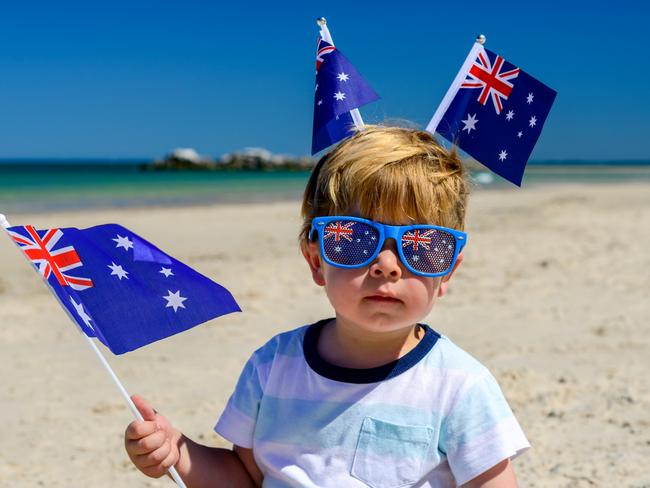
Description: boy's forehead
xmin=343 ymin=206 xmax=426 ymax=226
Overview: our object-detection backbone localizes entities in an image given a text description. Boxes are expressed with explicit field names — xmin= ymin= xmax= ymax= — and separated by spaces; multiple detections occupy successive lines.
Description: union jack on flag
xmin=316 ymin=37 xmax=335 ymax=71
xmin=7 ymin=225 xmax=93 ymax=290
xmin=5 ymin=222 xmax=240 ymax=354
xmin=427 ymin=42 xmax=556 ymax=186
xmin=460 ymin=50 xmax=520 ymax=114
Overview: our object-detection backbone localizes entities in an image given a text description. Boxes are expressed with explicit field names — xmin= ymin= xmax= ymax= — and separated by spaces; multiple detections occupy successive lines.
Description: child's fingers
xmin=131 ymin=394 xmax=157 ymax=421
xmin=127 ymin=430 xmax=167 ymax=456
xmin=158 ymin=446 xmax=179 ymax=470
xmin=125 ymin=419 xmax=158 ymax=440
xmin=136 ymin=438 xmax=173 ymax=468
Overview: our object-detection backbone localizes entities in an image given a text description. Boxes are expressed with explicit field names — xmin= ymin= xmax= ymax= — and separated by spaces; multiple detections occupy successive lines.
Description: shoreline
xmin=2 ymin=176 xmax=649 ymax=216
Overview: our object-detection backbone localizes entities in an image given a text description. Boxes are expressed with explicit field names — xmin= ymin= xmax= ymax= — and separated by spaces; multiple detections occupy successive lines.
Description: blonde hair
xmin=300 ymin=125 xmax=469 ymax=244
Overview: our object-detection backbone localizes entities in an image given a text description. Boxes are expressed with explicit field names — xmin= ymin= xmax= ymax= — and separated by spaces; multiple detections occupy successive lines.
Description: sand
xmin=0 ymin=181 xmax=648 ymax=487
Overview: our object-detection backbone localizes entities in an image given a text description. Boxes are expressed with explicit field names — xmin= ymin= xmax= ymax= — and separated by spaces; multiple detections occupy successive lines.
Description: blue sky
xmin=0 ymin=0 xmax=648 ymax=160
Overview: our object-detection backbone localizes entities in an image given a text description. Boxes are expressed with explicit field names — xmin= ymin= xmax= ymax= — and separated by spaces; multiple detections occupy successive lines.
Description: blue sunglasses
xmin=310 ymin=216 xmax=467 ymax=277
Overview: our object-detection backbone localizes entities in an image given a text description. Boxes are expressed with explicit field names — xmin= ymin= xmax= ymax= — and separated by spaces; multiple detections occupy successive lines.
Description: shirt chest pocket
xmin=351 ymin=417 xmax=434 ymax=488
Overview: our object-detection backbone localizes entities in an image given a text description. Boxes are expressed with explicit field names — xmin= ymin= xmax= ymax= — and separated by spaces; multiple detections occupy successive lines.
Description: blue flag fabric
xmin=429 ymin=45 xmax=557 ymax=186
xmin=312 ymin=37 xmax=379 ymax=155
xmin=7 ymin=223 xmax=240 ymax=354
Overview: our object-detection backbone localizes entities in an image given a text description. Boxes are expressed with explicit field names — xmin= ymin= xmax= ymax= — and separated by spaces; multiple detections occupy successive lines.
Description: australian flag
xmin=6 ymin=223 xmax=240 ymax=354
xmin=427 ymin=44 xmax=557 ymax=186
xmin=312 ymin=31 xmax=379 ymax=155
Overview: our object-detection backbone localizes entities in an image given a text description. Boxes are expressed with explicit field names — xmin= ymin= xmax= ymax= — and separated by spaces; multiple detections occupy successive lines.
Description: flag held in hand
xmin=427 ymin=41 xmax=557 ymax=186
xmin=312 ymin=21 xmax=379 ymax=155
xmin=6 ymin=223 xmax=240 ymax=354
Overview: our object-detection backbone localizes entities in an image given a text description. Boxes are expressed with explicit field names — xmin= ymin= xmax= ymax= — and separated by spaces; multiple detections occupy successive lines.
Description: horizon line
xmin=0 ymin=157 xmax=649 ymax=165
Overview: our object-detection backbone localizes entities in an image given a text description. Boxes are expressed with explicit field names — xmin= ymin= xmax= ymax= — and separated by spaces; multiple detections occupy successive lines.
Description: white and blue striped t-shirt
xmin=215 ymin=320 xmax=529 ymax=487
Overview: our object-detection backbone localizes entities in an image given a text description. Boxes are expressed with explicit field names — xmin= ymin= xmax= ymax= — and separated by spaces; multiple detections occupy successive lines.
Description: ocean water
xmin=0 ymin=161 xmax=648 ymax=214
xmin=0 ymin=163 xmax=310 ymax=214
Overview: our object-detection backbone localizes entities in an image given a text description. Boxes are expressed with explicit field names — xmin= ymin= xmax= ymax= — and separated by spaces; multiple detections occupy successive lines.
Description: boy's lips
xmin=364 ymin=294 xmax=402 ymax=303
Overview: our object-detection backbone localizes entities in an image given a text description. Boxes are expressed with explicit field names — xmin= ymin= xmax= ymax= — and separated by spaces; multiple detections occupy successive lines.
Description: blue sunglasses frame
xmin=309 ymin=215 xmax=468 ymax=277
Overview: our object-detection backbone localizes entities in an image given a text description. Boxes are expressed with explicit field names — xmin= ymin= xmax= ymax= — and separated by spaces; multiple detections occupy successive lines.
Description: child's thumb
xmin=131 ymin=394 xmax=157 ymax=421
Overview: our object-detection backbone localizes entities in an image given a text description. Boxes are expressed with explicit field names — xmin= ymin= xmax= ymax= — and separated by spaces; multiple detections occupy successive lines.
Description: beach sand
xmin=0 ymin=181 xmax=648 ymax=487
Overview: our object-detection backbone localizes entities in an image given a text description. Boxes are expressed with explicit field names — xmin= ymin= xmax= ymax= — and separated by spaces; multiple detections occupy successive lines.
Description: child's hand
xmin=124 ymin=395 xmax=180 ymax=478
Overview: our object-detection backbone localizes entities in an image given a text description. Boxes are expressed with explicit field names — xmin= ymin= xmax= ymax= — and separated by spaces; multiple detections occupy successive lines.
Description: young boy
xmin=124 ymin=126 xmax=530 ymax=487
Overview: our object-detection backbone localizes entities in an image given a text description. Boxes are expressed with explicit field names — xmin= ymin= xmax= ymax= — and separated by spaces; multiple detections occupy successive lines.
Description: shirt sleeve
xmin=440 ymin=371 xmax=530 ymax=486
xmin=214 ymin=354 xmax=264 ymax=449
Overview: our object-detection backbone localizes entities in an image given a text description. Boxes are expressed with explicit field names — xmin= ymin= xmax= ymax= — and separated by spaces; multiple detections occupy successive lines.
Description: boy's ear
xmin=301 ymin=241 xmax=326 ymax=286
xmin=437 ymin=252 xmax=464 ymax=298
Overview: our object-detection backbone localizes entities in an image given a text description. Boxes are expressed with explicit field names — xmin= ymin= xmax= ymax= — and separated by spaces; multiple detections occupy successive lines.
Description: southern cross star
xmin=108 ymin=262 xmax=129 ymax=280
xmin=527 ymin=93 xmax=534 ymax=104
xmin=506 ymin=110 xmax=515 ymax=121
xmin=337 ymin=72 xmax=350 ymax=82
xmin=113 ymin=234 xmax=133 ymax=251
xmin=499 ymin=150 xmax=508 ymax=162
xmin=334 ymin=91 xmax=346 ymax=101
xmin=160 ymin=267 xmax=174 ymax=277
xmin=163 ymin=290 xmax=187 ymax=312
xmin=529 ymin=116 xmax=537 ymax=128
xmin=461 ymin=113 xmax=478 ymax=134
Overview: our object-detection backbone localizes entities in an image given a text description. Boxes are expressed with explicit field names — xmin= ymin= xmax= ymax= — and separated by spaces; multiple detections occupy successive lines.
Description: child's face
xmin=303 ymin=234 xmax=463 ymax=335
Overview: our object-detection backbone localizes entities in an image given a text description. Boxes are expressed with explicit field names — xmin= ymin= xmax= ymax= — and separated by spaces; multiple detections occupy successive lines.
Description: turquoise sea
xmin=0 ymin=161 xmax=648 ymax=214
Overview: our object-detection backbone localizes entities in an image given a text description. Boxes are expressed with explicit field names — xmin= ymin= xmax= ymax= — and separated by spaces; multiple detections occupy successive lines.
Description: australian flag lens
xmin=401 ymin=229 xmax=457 ymax=275
xmin=434 ymin=46 xmax=557 ymax=186
xmin=322 ymin=221 xmax=380 ymax=266
xmin=7 ymin=223 xmax=240 ymax=354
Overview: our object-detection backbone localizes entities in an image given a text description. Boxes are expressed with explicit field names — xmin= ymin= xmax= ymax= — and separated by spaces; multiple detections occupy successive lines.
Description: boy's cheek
xmin=323 ymin=265 xmax=366 ymax=285
xmin=322 ymin=267 xmax=366 ymax=299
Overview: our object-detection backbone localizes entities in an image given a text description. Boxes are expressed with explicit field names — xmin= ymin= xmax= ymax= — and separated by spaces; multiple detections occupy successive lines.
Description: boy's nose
xmin=369 ymin=239 xmax=402 ymax=280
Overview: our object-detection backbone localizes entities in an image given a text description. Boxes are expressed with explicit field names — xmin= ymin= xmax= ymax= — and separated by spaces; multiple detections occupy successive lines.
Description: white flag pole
xmin=0 ymin=213 xmax=188 ymax=488
xmin=317 ymin=17 xmax=365 ymax=129
xmin=426 ymin=34 xmax=486 ymax=134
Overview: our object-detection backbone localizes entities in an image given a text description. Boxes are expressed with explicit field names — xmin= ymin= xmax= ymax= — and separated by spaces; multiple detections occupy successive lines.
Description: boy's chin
xmin=341 ymin=313 xmax=421 ymax=335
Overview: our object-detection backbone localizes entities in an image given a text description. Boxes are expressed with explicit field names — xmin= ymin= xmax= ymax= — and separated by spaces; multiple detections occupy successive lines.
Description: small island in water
xmin=138 ymin=147 xmax=647 ymax=180
xmin=141 ymin=146 xmax=494 ymax=173
xmin=141 ymin=147 xmax=316 ymax=172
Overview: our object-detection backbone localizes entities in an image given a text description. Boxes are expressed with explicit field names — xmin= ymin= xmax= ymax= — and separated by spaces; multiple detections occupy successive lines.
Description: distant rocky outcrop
xmin=143 ymin=148 xmax=217 ymax=171
xmin=143 ymin=146 xmax=482 ymax=173
xmin=141 ymin=147 xmax=315 ymax=171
